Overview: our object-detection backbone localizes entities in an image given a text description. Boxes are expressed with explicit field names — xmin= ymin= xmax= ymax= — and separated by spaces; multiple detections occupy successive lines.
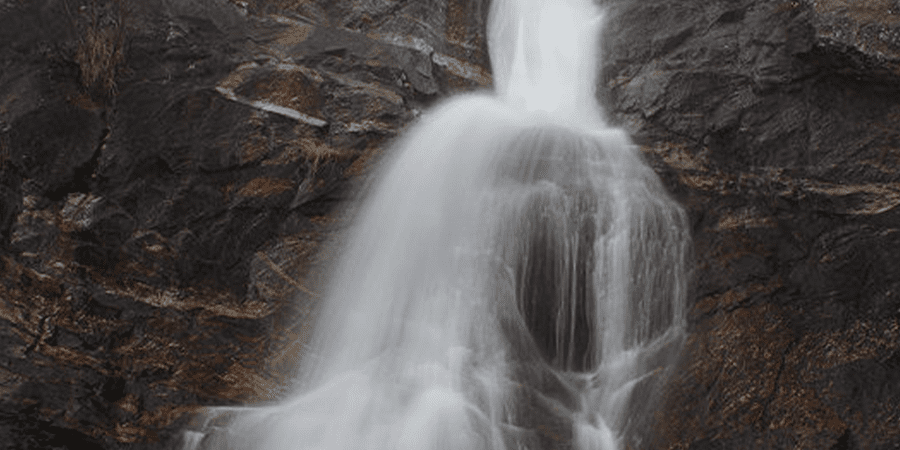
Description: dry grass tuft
xmin=68 ymin=0 xmax=129 ymax=98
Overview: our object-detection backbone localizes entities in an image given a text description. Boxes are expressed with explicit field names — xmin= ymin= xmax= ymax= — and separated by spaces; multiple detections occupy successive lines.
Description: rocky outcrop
xmin=0 ymin=0 xmax=489 ymax=448
xmin=602 ymin=0 xmax=900 ymax=448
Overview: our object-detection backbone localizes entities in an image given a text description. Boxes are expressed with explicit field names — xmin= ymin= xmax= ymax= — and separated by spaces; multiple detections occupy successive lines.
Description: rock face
xmin=1 ymin=0 xmax=899 ymax=449
xmin=0 ymin=0 xmax=489 ymax=448
xmin=601 ymin=0 xmax=900 ymax=448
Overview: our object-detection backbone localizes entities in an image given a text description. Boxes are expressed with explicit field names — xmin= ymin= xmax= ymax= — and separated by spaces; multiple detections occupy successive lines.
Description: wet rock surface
xmin=602 ymin=0 xmax=900 ymax=448
xmin=0 ymin=0 xmax=488 ymax=448
xmin=2 ymin=0 xmax=899 ymax=448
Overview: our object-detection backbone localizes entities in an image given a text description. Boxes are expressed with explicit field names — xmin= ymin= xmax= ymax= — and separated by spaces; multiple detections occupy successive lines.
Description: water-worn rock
xmin=602 ymin=0 xmax=900 ymax=448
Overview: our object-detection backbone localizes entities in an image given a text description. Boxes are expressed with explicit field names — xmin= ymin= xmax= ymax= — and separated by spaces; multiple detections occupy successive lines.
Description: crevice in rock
xmin=714 ymin=8 xmax=746 ymax=25
xmin=46 ymin=113 xmax=111 ymax=202
xmin=798 ymin=41 xmax=900 ymax=86
xmin=830 ymin=428 xmax=854 ymax=450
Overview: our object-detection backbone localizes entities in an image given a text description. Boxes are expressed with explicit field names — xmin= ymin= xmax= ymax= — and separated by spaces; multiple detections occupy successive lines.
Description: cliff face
xmin=0 ymin=0 xmax=489 ymax=448
xmin=602 ymin=0 xmax=900 ymax=448
xmin=1 ymin=0 xmax=898 ymax=449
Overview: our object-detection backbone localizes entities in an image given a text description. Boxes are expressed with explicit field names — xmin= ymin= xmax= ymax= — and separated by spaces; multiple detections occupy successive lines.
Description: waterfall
xmin=183 ymin=0 xmax=690 ymax=449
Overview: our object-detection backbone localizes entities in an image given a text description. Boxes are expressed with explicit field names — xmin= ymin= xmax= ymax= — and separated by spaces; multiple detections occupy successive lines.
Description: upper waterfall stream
xmin=183 ymin=0 xmax=690 ymax=449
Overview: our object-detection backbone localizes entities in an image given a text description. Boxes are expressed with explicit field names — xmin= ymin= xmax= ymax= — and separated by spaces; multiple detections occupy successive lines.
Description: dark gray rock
xmin=602 ymin=0 xmax=900 ymax=448
xmin=0 ymin=0 xmax=489 ymax=448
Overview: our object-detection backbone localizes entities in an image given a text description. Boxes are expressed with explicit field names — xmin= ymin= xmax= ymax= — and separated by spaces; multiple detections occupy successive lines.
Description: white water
xmin=184 ymin=0 xmax=690 ymax=449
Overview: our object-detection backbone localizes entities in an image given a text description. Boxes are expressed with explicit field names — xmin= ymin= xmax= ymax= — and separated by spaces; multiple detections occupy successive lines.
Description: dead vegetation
xmin=65 ymin=0 xmax=129 ymax=99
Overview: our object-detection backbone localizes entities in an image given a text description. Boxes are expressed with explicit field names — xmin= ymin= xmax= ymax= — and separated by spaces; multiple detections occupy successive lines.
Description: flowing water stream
xmin=183 ymin=0 xmax=690 ymax=448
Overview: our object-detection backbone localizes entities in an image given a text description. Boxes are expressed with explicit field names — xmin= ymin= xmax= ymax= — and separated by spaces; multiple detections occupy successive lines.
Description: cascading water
xmin=183 ymin=0 xmax=690 ymax=449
